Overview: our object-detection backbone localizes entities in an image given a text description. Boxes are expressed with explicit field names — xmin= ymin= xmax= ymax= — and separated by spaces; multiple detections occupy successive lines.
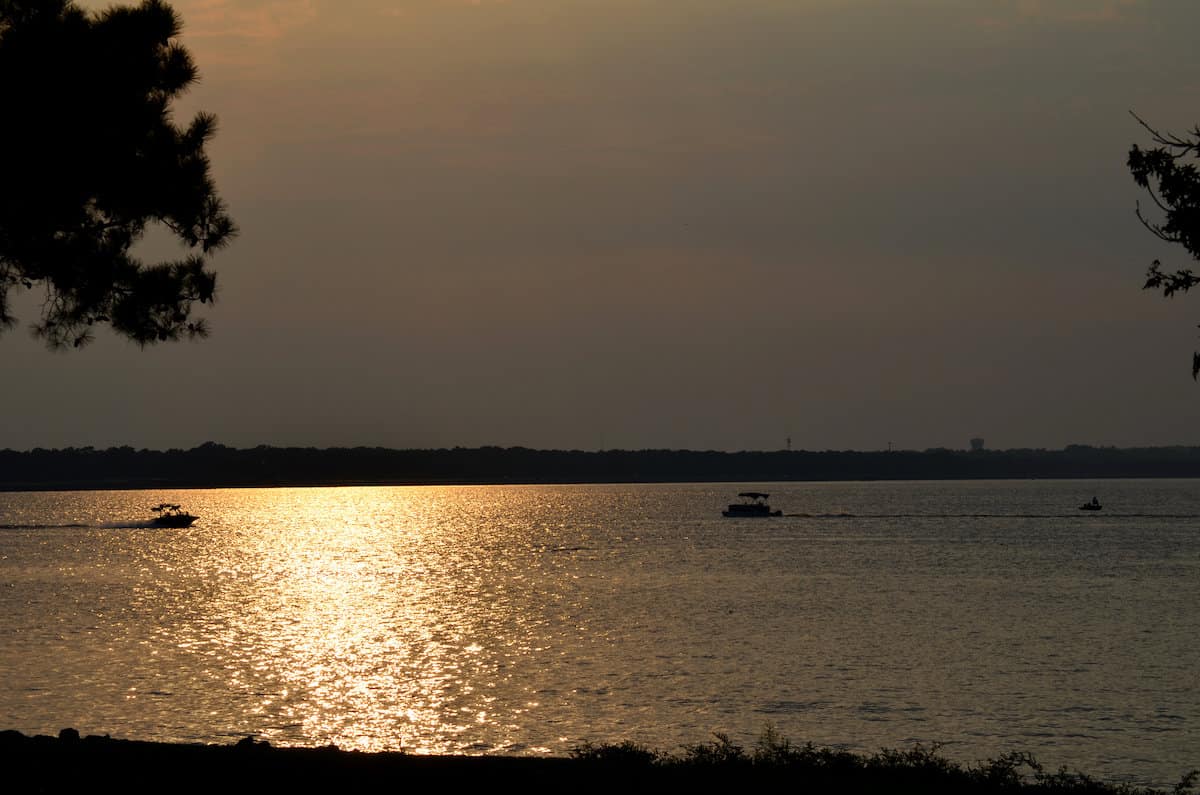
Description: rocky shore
xmin=1 ymin=730 xmax=578 ymax=793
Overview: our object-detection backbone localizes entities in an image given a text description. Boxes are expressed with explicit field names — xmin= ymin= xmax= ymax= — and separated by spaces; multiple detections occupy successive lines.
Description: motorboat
xmin=722 ymin=492 xmax=782 ymax=517
xmin=151 ymin=503 xmax=198 ymax=527
xmin=1078 ymin=497 xmax=1102 ymax=511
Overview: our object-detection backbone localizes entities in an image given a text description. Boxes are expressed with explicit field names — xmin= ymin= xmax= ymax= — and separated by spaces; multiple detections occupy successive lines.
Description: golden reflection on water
xmin=193 ymin=486 xmax=560 ymax=753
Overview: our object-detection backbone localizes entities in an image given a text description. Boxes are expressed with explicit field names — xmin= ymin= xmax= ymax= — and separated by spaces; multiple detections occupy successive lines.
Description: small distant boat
xmin=722 ymin=492 xmax=782 ymax=518
xmin=151 ymin=503 xmax=198 ymax=527
xmin=1078 ymin=497 xmax=1102 ymax=511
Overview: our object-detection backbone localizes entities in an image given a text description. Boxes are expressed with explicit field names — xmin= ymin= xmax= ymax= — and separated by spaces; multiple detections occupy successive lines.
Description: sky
xmin=5 ymin=0 xmax=1200 ymax=452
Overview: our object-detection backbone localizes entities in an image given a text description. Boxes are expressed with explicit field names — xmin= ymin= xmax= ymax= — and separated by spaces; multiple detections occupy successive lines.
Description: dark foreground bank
xmin=2 ymin=730 xmax=1194 ymax=795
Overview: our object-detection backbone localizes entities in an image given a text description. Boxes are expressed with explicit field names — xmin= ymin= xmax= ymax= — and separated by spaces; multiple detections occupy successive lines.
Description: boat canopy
xmin=153 ymin=503 xmax=181 ymax=511
xmin=737 ymin=492 xmax=769 ymax=499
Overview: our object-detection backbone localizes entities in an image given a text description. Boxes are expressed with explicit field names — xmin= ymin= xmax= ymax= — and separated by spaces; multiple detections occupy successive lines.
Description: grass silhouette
xmin=568 ymin=727 xmax=1199 ymax=794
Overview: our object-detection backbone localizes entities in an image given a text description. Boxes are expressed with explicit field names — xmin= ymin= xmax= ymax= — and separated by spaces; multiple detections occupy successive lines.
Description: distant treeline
xmin=3 ymin=442 xmax=1200 ymax=491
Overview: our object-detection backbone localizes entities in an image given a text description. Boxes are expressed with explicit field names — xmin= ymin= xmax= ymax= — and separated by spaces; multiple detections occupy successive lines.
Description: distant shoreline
xmin=4 ymin=443 xmax=1200 ymax=492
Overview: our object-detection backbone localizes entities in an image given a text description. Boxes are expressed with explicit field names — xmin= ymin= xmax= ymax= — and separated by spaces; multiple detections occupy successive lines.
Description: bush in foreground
xmin=571 ymin=728 xmax=1199 ymax=794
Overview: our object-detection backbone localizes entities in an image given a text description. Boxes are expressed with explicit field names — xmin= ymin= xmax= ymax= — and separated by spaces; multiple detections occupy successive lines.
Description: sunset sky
xmin=6 ymin=0 xmax=1200 ymax=452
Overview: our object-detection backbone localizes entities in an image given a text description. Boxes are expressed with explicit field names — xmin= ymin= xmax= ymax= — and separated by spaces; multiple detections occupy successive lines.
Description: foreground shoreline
xmin=2 ymin=730 xmax=1193 ymax=794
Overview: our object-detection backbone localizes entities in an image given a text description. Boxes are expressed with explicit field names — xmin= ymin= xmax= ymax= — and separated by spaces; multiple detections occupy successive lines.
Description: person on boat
xmin=1091 ymin=496 xmax=1100 ymax=507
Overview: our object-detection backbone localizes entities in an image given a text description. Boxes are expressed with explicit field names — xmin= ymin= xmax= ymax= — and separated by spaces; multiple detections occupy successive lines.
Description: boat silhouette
xmin=151 ymin=503 xmax=198 ymax=527
xmin=722 ymin=492 xmax=782 ymax=517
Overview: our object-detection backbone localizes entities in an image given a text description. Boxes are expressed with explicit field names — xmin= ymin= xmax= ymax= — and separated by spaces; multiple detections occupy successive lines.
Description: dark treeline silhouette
xmin=5 ymin=442 xmax=1200 ymax=491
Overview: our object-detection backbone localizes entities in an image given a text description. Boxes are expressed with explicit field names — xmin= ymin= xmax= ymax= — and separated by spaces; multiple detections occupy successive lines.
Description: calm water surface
xmin=0 ymin=480 xmax=1197 ymax=785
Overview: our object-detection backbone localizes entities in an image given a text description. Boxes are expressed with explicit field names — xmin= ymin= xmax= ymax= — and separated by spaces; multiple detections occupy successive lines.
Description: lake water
xmin=0 ymin=480 xmax=1197 ymax=786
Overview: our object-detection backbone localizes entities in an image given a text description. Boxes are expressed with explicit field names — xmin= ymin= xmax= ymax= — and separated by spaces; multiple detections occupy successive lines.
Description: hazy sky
xmin=5 ymin=0 xmax=1200 ymax=452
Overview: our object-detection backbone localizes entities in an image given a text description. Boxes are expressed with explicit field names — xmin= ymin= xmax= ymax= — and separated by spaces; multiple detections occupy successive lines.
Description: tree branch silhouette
xmin=0 ymin=0 xmax=235 ymax=349
xmin=1129 ymin=112 xmax=1200 ymax=377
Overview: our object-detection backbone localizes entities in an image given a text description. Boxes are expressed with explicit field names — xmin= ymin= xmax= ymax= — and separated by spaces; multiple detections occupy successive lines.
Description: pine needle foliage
xmin=1129 ymin=112 xmax=1200 ymax=377
xmin=0 ymin=0 xmax=235 ymax=348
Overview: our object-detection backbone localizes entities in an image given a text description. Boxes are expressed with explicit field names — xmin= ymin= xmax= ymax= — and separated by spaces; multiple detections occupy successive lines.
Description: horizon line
xmin=6 ymin=442 xmax=1200 ymax=455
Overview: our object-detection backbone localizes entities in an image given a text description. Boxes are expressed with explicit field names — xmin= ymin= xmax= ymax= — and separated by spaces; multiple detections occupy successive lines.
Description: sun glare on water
xmin=171 ymin=486 xmax=561 ymax=753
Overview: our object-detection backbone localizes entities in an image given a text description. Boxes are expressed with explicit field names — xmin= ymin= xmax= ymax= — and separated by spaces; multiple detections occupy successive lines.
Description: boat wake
xmin=784 ymin=512 xmax=857 ymax=518
xmin=0 ymin=520 xmax=161 ymax=530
